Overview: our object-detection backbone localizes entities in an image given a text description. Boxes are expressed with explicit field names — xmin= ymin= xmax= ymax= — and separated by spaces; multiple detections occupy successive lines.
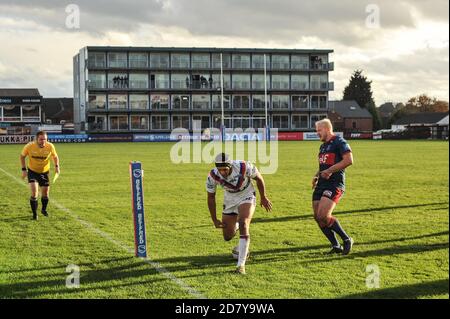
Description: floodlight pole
xmin=264 ymin=54 xmax=269 ymax=141
xmin=220 ymin=53 xmax=225 ymax=142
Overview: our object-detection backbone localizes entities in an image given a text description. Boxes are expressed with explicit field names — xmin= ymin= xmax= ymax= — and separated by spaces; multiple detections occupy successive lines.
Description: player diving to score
xmin=206 ymin=153 xmax=272 ymax=274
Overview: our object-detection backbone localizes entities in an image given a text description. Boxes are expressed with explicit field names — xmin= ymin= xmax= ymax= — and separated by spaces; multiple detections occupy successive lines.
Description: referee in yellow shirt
xmin=19 ymin=131 xmax=60 ymax=220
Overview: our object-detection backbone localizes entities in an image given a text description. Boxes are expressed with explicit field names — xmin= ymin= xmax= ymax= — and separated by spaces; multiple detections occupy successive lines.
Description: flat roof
xmin=85 ymin=46 xmax=333 ymax=54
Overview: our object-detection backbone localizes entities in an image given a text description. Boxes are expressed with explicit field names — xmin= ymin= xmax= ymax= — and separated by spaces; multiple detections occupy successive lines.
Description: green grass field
xmin=0 ymin=140 xmax=448 ymax=299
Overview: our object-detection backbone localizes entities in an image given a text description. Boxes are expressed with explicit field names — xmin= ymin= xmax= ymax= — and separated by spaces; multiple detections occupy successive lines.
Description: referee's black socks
xmin=41 ymin=196 xmax=49 ymax=212
xmin=30 ymin=197 xmax=38 ymax=217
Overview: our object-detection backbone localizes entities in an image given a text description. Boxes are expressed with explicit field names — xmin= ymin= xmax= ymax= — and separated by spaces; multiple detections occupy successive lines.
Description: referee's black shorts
xmin=27 ymin=169 xmax=50 ymax=187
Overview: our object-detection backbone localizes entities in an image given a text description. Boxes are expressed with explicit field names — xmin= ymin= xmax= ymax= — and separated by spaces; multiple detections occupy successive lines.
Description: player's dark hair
xmin=36 ymin=130 xmax=47 ymax=138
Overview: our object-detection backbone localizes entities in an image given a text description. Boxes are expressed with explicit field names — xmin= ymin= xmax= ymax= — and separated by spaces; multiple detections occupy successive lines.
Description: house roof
xmin=0 ymin=88 xmax=41 ymax=97
xmin=328 ymin=100 xmax=372 ymax=118
xmin=393 ymin=112 xmax=449 ymax=125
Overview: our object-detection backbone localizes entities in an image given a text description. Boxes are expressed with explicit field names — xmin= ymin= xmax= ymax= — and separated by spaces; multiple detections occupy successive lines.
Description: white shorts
xmin=222 ymin=192 xmax=256 ymax=215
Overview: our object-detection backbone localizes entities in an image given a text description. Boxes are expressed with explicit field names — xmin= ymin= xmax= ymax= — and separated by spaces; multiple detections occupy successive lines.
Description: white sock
xmin=237 ymin=235 xmax=250 ymax=267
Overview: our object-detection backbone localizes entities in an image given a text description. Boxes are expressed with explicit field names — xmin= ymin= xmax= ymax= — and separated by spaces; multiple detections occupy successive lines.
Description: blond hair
xmin=315 ymin=118 xmax=333 ymax=131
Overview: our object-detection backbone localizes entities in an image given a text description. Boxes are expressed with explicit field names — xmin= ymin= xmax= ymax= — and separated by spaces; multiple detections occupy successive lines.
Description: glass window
xmin=232 ymin=95 xmax=250 ymax=109
xmin=192 ymin=53 xmax=210 ymax=69
xmin=129 ymin=73 xmax=148 ymax=89
xmin=272 ymin=55 xmax=289 ymax=69
xmin=252 ymin=95 xmax=266 ymax=110
xmin=232 ymin=74 xmax=250 ymax=89
xmin=291 ymin=115 xmax=309 ymax=129
xmin=252 ymin=74 xmax=269 ymax=90
xmin=190 ymin=73 xmax=212 ymax=89
xmin=212 ymin=95 xmax=230 ymax=109
xmin=232 ymin=54 xmax=250 ymax=69
xmin=272 ymin=115 xmax=289 ymax=129
xmin=172 ymin=115 xmax=190 ymax=129
xmin=291 ymin=55 xmax=309 ymax=70
xmin=108 ymin=52 xmax=127 ymax=68
xmin=108 ymin=72 xmax=128 ymax=89
xmin=310 ymin=55 xmax=328 ymax=70
xmin=108 ymin=94 xmax=128 ymax=110
xmin=150 ymin=53 xmax=170 ymax=68
xmin=88 ymin=94 xmax=106 ymax=109
xmin=88 ymin=115 xmax=107 ymax=131
xmin=253 ymin=117 xmax=266 ymax=129
xmin=272 ymin=95 xmax=289 ymax=109
xmin=130 ymin=94 xmax=148 ymax=110
xmin=131 ymin=115 xmax=149 ymax=130
xmin=311 ymin=96 xmax=327 ymax=109
xmin=2 ymin=105 xmax=20 ymax=121
xmin=212 ymin=53 xmax=231 ymax=68
xmin=211 ymin=73 xmax=231 ymax=89
xmin=192 ymin=95 xmax=210 ymax=110
xmin=271 ymin=74 xmax=289 ymax=89
xmin=172 ymin=73 xmax=190 ymax=89
xmin=252 ymin=54 xmax=270 ymax=69
xmin=171 ymin=53 xmax=190 ymax=68
xmin=129 ymin=53 xmax=148 ymax=68
xmin=292 ymin=95 xmax=308 ymax=109
xmin=172 ymin=95 xmax=190 ymax=110
xmin=151 ymin=115 xmax=170 ymax=130
xmin=88 ymin=52 xmax=106 ymax=68
xmin=109 ymin=115 xmax=128 ymax=130
xmin=232 ymin=116 xmax=251 ymax=129
xmin=150 ymin=95 xmax=169 ymax=110
xmin=291 ymin=74 xmax=309 ymax=90
xmin=150 ymin=73 xmax=169 ymax=89
xmin=310 ymin=114 xmax=327 ymax=128
xmin=88 ymin=72 xmax=106 ymax=89
xmin=192 ymin=115 xmax=210 ymax=130
xmin=212 ymin=115 xmax=231 ymax=129
xmin=22 ymin=105 xmax=40 ymax=119
xmin=311 ymin=74 xmax=328 ymax=89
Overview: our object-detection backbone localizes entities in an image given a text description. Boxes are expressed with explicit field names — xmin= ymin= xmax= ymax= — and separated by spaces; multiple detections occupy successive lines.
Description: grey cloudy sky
xmin=0 ymin=0 xmax=448 ymax=104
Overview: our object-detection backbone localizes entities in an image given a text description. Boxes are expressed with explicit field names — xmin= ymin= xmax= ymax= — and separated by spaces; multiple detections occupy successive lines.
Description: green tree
xmin=343 ymin=70 xmax=381 ymax=130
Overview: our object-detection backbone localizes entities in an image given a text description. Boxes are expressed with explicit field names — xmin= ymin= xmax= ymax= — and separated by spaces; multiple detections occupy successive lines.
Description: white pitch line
xmin=0 ymin=166 xmax=206 ymax=299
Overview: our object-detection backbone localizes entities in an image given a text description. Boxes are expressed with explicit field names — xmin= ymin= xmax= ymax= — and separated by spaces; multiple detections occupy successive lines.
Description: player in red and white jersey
xmin=206 ymin=153 xmax=272 ymax=274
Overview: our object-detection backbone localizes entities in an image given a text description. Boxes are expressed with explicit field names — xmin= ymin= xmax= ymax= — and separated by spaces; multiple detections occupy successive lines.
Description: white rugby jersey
xmin=206 ymin=160 xmax=259 ymax=206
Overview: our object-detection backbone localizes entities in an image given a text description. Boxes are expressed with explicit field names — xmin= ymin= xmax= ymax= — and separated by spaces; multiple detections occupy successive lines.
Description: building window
xmin=192 ymin=115 xmax=211 ymax=130
xmin=232 ymin=54 xmax=250 ymax=69
xmin=150 ymin=53 xmax=170 ymax=68
xmin=310 ymin=55 xmax=328 ymax=70
xmin=130 ymin=94 xmax=148 ymax=110
xmin=232 ymin=95 xmax=250 ymax=110
xmin=212 ymin=53 xmax=231 ymax=69
xmin=129 ymin=73 xmax=148 ymax=89
xmin=232 ymin=116 xmax=251 ymax=129
xmin=192 ymin=95 xmax=210 ymax=110
xmin=212 ymin=95 xmax=231 ymax=109
xmin=172 ymin=95 xmax=190 ymax=110
xmin=232 ymin=74 xmax=250 ymax=89
xmin=311 ymin=96 xmax=327 ymax=109
xmin=2 ymin=105 xmax=20 ymax=121
xmin=271 ymin=55 xmax=289 ymax=69
xmin=108 ymin=52 xmax=127 ymax=68
xmin=109 ymin=115 xmax=128 ymax=130
xmin=310 ymin=114 xmax=327 ymax=128
xmin=151 ymin=95 xmax=169 ymax=110
xmin=151 ymin=115 xmax=170 ymax=130
xmin=252 ymin=54 xmax=270 ymax=69
xmin=88 ymin=94 xmax=106 ymax=109
xmin=252 ymin=95 xmax=266 ymax=110
xmin=192 ymin=53 xmax=210 ymax=69
xmin=88 ymin=115 xmax=107 ymax=131
xmin=252 ymin=74 xmax=269 ymax=90
xmin=253 ymin=117 xmax=266 ymax=129
xmin=272 ymin=115 xmax=289 ymax=129
xmin=150 ymin=73 xmax=169 ymax=89
xmin=108 ymin=94 xmax=128 ymax=110
xmin=88 ymin=52 xmax=106 ymax=68
xmin=292 ymin=95 xmax=308 ymax=109
xmin=272 ymin=95 xmax=289 ymax=109
xmin=352 ymin=121 xmax=357 ymax=129
xmin=171 ymin=53 xmax=190 ymax=69
xmin=212 ymin=115 xmax=231 ymax=129
xmin=190 ymin=73 xmax=211 ymax=89
xmin=311 ymin=74 xmax=328 ymax=89
xmin=291 ymin=55 xmax=309 ymax=70
xmin=21 ymin=105 xmax=40 ymax=121
xmin=88 ymin=72 xmax=106 ymax=89
xmin=129 ymin=53 xmax=148 ymax=68
xmin=172 ymin=73 xmax=190 ymax=89
xmin=172 ymin=115 xmax=190 ymax=129
xmin=131 ymin=115 xmax=149 ymax=130
xmin=108 ymin=72 xmax=128 ymax=89
xmin=291 ymin=74 xmax=309 ymax=90
xmin=272 ymin=74 xmax=289 ymax=89
xmin=291 ymin=114 xmax=309 ymax=129
xmin=211 ymin=73 xmax=231 ymax=89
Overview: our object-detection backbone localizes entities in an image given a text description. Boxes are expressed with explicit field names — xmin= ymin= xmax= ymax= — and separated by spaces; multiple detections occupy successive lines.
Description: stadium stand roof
xmin=0 ymin=88 xmax=41 ymax=97
xmin=393 ymin=112 xmax=449 ymax=125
